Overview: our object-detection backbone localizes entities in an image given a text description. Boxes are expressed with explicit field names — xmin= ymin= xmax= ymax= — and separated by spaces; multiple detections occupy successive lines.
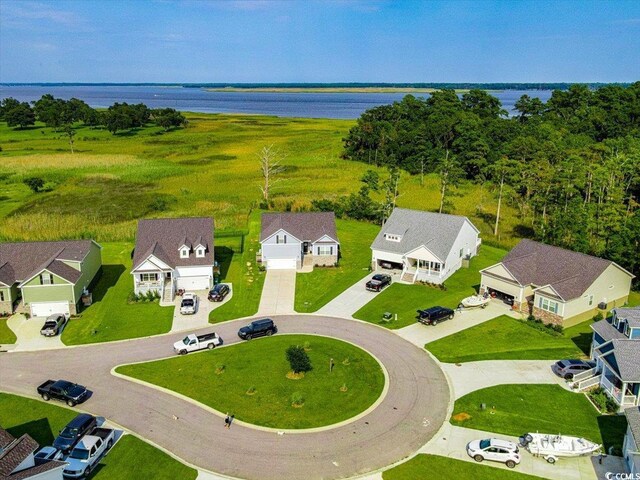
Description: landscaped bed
xmin=382 ymin=454 xmax=544 ymax=480
xmin=62 ymin=242 xmax=173 ymax=345
xmin=353 ymin=245 xmax=507 ymax=329
xmin=116 ymin=334 xmax=385 ymax=429
xmin=450 ymin=384 xmax=627 ymax=454
xmin=426 ymin=315 xmax=592 ymax=363
xmin=0 ymin=392 xmax=197 ymax=480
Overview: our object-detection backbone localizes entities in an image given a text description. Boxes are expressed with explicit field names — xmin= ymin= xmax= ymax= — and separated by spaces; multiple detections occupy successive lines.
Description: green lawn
xmin=0 ymin=393 xmax=196 ymax=480
xmin=295 ymin=219 xmax=379 ymax=313
xmin=353 ymin=245 xmax=507 ymax=329
xmin=62 ymin=242 xmax=173 ymax=345
xmin=383 ymin=454 xmax=544 ymax=480
xmin=628 ymin=290 xmax=640 ymax=307
xmin=209 ymin=210 xmax=266 ymax=322
xmin=0 ymin=317 xmax=17 ymax=344
xmin=451 ymin=384 xmax=628 ymax=453
xmin=426 ymin=315 xmax=592 ymax=363
xmin=117 ymin=334 xmax=385 ymax=429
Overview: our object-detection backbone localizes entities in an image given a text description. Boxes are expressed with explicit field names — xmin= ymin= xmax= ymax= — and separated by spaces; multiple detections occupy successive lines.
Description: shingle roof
xmin=0 ymin=429 xmax=13 ymax=450
xmin=8 ymin=460 xmax=67 ymax=480
xmin=0 ymin=241 xmax=95 ymax=287
xmin=614 ymin=307 xmax=640 ymax=329
xmin=591 ymin=319 xmax=628 ymax=343
xmin=599 ymin=339 xmax=640 ymax=382
xmin=500 ymin=239 xmax=629 ymax=301
xmin=132 ymin=217 xmax=214 ymax=270
xmin=626 ymin=407 xmax=640 ymax=446
xmin=370 ymin=208 xmax=477 ymax=262
xmin=260 ymin=212 xmax=338 ymax=243
xmin=0 ymin=432 xmax=38 ymax=477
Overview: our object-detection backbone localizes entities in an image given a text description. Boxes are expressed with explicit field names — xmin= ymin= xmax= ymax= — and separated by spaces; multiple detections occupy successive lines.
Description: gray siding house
xmin=624 ymin=407 xmax=640 ymax=475
xmin=259 ymin=212 xmax=339 ymax=270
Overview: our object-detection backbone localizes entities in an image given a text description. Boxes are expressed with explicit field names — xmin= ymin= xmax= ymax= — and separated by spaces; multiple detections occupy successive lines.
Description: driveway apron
xmin=258 ymin=270 xmax=296 ymax=315
xmin=171 ymin=288 xmax=233 ymax=332
xmin=6 ymin=314 xmax=65 ymax=351
xmin=316 ymin=273 xmax=381 ymax=318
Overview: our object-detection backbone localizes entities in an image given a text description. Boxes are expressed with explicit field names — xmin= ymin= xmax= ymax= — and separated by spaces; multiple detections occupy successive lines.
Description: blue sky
xmin=1 ymin=0 xmax=639 ymax=83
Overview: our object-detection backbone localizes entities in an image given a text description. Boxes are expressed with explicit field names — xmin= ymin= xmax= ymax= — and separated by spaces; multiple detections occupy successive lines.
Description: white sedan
xmin=467 ymin=438 xmax=521 ymax=468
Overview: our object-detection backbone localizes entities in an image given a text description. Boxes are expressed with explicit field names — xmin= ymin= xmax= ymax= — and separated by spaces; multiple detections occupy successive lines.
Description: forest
xmin=341 ymin=83 xmax=640 ymax=282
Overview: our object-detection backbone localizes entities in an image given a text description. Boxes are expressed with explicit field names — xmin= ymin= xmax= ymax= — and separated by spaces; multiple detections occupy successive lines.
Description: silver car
xmin=40 ymin=314 xmax=68 ymax=337
xmin=552 ymin=359 xmax=596 ymax=379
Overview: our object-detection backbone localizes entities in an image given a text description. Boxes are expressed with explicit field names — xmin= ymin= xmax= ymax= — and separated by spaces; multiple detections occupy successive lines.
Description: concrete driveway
xmin=171 ymin=286 xmax=233 ymax=332
xmin=316 ymin=273 xmax=380 ymax=318
xmin=6 ymin=314 xmax=65 ymax=351
xmin=258 ymin=269 xmax=296 ymax=314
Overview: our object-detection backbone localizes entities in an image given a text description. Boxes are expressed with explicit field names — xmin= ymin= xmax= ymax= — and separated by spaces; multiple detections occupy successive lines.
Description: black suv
xmin=366 ymin=274 xmax=392 ymax=292
xmin=417 ymin=306 xmax=455 ymax=326
xmin=238 ymin=318 xmax=277 ymax=340
xmin=53 ymin=414 xmax=97 ymax=453
xmin=208 ymin=284 xmax=230 ymax=302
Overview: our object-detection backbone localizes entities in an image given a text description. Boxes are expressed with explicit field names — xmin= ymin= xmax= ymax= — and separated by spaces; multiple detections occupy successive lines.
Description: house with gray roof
xmin=259 ymin=212 xmax=339 ymax=270
xmin=0 ymin=427 xmax=66 ymax=479
xmin=370 ymin=208 xmax=480 ymax=284
xmin=623 ymin=406 xmax=640 ymax=474
xmin=0 ymin=240 xmax=102 ymax=317
xmin=131 ymin=217 xmax=214 ymax=302
xmin=574 ymin=307 xmax=640 ymax=410
xmin=480 ymin=239 xmax=634 ymax=326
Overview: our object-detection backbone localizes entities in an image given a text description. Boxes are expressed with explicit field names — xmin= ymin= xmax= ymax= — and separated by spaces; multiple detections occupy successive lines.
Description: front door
xmin=303 ymin=242 xmax=310 ymax=254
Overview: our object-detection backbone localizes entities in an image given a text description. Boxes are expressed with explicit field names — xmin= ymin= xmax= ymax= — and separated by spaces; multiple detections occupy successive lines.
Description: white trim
xmin=402 ymin=244 xmax=444 ymax=263
xmin=18 ymin=268 xmax=73 ymax=288
xmin=131 ymin=254 xmax=171 ymax=272
xmin=261 ymin=228 xmax=302 ymax=245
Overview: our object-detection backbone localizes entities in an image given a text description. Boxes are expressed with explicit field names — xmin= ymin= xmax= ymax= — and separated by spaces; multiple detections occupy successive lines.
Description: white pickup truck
xmin=180 ymin=293 xmax=199 ymax=315
xmin=174 ymin=332 xmax=222 ymax=354
xmin=63 ymin=427 xmax=115 ymax=478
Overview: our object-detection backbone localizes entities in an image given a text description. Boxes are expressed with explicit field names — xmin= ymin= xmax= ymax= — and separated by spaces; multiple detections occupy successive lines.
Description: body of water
xmin=0 ymin=85 xmax=553 ymax=119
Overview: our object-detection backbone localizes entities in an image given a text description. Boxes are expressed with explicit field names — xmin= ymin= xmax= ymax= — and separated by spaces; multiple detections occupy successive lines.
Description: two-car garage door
xmin=176 ymin=276 xmax=211 ymax=291
xmin=30 ymin=301 xmax=70 ymax=318
xmin=266 ymin=259 xmax=297 ymax=270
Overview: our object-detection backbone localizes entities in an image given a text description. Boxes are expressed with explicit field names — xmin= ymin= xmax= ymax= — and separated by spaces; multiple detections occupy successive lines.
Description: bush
xmin=588 ymin=387 xmax=619 ymax=413
xmin=291 ymin=392 xmax=305 ymax=407
xmin=286 ymin=345 xmax=313 ymax=374
xmin=521 ymin=317 xmax=563 ymax=336
xmin=23 ymin=177 xmax=45 ymax=193
xmin=593 ymin=312 xmax=604 ymax=322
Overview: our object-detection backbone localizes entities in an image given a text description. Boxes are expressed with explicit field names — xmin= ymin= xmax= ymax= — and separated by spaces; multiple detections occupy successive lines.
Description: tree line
xmin=340 ymin=83 xmax=640 ymax=281
xmin=0 ymin=94 xmax=187 ymax=134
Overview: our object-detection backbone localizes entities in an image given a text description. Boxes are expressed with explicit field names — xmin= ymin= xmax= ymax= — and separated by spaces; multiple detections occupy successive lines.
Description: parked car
xmin=40 ymin=313 xmax=68 ymax=337
xmin=552 ymin=359 xmax=596 ymax=380
xmin=174 ymin=332 xmax=222 ymax=354
xmin=34 ymin=446 xmax=64 ymax=463
xmin=180 ymin=293 xmax=199 ymax=315
xmin=366 ymin=274 xmax=392 ymax=292
xmin=63 ymin=427 xmax=115 ymax=478
xmin=417 ymin=306 xmax=455 ymax=326
xmin=238 ymin=318 xmax=277 ymax=340
xmin=37 ymin=379 xmax=89 ymax=407
xmin=208 ymin=283 xmax=230 ymax=302
xmin=53 ymin=413 xmax=97 ymax=454
xmin=467 ymin=438 xmax=521 ymax=468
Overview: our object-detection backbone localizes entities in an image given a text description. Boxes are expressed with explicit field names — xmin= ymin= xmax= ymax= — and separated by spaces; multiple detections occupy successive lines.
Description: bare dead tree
xmin=258 ymin=144 xmax=285 ymax=206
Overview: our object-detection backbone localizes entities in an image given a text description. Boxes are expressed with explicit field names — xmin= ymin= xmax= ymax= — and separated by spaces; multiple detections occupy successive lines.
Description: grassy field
xmin=62 ymin=242 xmax=173 ymax=345
xmin=295 ymin=219 xmax=379 ymax=312
xmin=0 ymin=114 xmax=526 ymax=249
xmin=383 ymin=454 xmax=543 ymax=480
xmin=426 ymin=315 xmax=592 ymax=363
xmin=209 ymin=210 xmax=265 ymax=322
xmin=353 ymin=245 xmax=507 ymax=329
xmin=0 ymin=392 xmax=196 ymax=480
xmin=0 ymin=317 xmax=17 ymax=344
xmin=451 ymin=385 xmax=627 ymax=453
xmin=117 ymin=334 xmax=385 ymax=429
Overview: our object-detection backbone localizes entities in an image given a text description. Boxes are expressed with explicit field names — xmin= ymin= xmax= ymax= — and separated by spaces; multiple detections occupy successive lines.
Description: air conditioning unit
xmin=597 ymin=302 xmax=607 ymax=310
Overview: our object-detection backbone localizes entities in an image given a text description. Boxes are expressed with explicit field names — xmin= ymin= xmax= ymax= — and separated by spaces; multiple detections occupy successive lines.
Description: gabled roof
xmin=132 ymin=217 xmax=214 ymax=271
xmin=614 ymin=307 xmax=640 ymax=329
xmin=499 ymin=239 xmax=632 ymax=301
xmin=591 ymin=318 xmax=628 ymax=343
xmin=260 ymin=212 xmax=339 ymax=244
xmin=371 ymin=208 xmax=478 ymax=262
xmin=0 ymin=431 xmax=38 ymax=476
xmin=625 ymin=407 xmax=640 ymax=446
xmin=0 ymin=240 xmax=97 ymax=287
xmin=598 ymin=339 xmax=640 ymax=382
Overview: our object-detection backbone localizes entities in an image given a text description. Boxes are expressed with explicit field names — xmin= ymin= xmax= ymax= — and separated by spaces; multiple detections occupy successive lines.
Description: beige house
xmin=480 ymin=239 xmax=634 ymax=326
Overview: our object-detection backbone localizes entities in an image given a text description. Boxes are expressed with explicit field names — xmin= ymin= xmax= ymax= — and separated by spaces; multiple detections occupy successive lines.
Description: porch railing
xmin=576 ymin=374 xmax=601 ymax=391
xmin=622 ymin=394 xmax=637 ymax=406
xmin=601 ymin=375 xmax=624 ymax=404
xmin=574 ymin=367 xmax=598 ymax=382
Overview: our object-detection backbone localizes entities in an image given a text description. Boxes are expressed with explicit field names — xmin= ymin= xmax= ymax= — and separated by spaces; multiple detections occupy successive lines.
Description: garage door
xmin=31 ymin=302 xmax=70 ymax=317
xmin=177 ymin=276 xmax=211 ymax=291
xmin=267 ymin=259 xmax=297 ymax=270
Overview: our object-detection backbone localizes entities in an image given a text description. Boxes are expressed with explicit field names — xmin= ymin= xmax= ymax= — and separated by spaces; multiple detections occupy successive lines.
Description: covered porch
xmin=402 ymin=257 xmax=445 ymax=283
xmin=134 ymin=270 xmax=175 ymax=303
xmin=600 ymin=364 xmax=640 ymax=408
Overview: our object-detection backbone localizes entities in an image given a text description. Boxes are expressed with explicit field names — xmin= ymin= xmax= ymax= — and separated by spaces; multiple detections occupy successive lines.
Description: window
xmin=140 ymin=273 xmax=158 ymax=282
xmin=459 ymin=248 xmax=463 ymax=258
xmin=384 ymin=233 xmax=401 ymax=242
xmin=588 ymin=294 xmax=593 ymax=306
xmin=317 ymin=246 xmax=333 ymax=256
xmin=0 ymin=291 xmax=4 ymax=302
xmin=180 ymin=248 xmax=189 ymax=258
xmin=538 ymin=296 xmax=559 ymax=314
xmin=196 ymin=248 xmax=205 ymax=258
xmin=276 ymin=235 xmax=287 ymax=244
xmin=39 ymin=273 xmax=54 ymax=285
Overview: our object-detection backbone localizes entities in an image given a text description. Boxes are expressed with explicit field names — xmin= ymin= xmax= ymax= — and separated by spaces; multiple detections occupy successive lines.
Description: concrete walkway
xmin=258 ymin=270 xmax=296 ymax=314
xmin=395 ymin=301 xmax=516 ymax=348
xmin=316 ymin=272 xmax=379 ymax=318
xmin=421 ymin=423 xmax=621 ymax=480
xmin=171 ymin=286 xmax=233 ymax=332
xmin=441 ymin=360 xmax=567 ymax=399
xmin=6 ymin=313 xmax=65 ymax=351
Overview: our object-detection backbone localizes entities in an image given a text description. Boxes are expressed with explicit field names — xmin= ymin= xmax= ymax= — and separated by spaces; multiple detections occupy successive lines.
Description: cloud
xmin=2 ymin=1 xmax=81 ymax=26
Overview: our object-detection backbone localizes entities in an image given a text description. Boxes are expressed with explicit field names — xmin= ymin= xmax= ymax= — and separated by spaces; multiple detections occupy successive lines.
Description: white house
xmin=624 ymin=407 xmax=640 ymax=475
xmin=259 ymin=212 xmax=339 ymax=270
xmin=0 ymin=428 xmax=66 ymax=479
xmin=370 ymin=208 xmax=480 ymax=284
xmin=131 ymin=217 xmax=214 ymax=302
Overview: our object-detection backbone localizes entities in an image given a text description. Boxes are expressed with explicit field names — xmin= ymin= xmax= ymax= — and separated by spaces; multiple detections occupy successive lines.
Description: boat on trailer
xmin=458 ymin=295 xmax=490 ymax=309
xmin=519 ymin=433 xmax=601 ymax=463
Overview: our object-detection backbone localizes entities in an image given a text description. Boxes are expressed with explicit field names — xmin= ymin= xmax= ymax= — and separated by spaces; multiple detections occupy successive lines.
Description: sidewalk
xmin=257 ymin=270 xmax=296 ymax=315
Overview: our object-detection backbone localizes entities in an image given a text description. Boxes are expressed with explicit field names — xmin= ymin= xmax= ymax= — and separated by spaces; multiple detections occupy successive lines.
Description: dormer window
xmin=196 ymin=248 xmax=205 ymax=258
xmin=180 ymin=248 xmax=190 ymax=258
xmin=384 ymin=233 xmax=402 ymax=242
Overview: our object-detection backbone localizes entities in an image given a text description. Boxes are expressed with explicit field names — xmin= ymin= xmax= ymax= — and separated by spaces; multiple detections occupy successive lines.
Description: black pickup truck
xmin=366 ymin=274 xmax=392 ymax=292
xmin=37 ymin=379 xmax=89 ymax=407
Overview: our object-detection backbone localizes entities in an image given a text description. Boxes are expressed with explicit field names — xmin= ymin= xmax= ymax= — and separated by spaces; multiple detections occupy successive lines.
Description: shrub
xmin=215 ymin=364 xmax=225 ymax=374
xmin=286 ymin=345 xmax=312 ymax=374
xmin=246 ymin=386 xmax=256 ymax=395
xmin=291 ymin=392 xmax=305 ymax=407
xmin=593 ymin=312 xmax=604 ymax=322
xmin=23 ymin=176 xmax=45 ymax=193
xmin=521 ymin=317 xmax=563 ymax=337
xmin=588 ymin=387 xmax=619 ymax=413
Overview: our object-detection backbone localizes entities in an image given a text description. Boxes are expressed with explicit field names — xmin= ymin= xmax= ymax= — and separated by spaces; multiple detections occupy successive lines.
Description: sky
xmin=0 ymin=0 xmax=639 ymax=83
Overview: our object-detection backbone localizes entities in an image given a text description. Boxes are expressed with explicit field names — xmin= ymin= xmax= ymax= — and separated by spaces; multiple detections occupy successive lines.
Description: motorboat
xmin=519 ymin=433 xmax=601 ymax=463
xmin=459 ymin=295 xmax=490 ymax=309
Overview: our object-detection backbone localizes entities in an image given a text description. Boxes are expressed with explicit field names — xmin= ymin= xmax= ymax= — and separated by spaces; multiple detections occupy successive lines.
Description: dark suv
xmin=238 ymin=318 xmax=277 ymax=340
xmin=53 ymin=414 xmax=97 ymax=454
xmin=208 ymin=284 xmax=230 ymax=302
xmin=417 ymin=306 xmax=455 ymax=326
xmin=366 ymin=274 xmax=392 ymax=292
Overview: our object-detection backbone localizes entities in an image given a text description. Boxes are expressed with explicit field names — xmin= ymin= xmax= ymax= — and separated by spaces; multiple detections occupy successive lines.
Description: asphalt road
xmin=0 ymin=315 xmax=450 ymax=480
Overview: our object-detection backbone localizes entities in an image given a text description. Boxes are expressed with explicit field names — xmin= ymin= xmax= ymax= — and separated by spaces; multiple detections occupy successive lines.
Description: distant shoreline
xmin=203 ymin=87 xmax=494 ymax=94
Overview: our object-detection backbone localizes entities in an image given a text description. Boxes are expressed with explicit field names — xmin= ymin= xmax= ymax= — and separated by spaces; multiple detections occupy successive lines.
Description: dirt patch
xmin=452 ymin=412 xmax=472 ymax=422
xmin=286 ymin=372 xmax=305 ymax=380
